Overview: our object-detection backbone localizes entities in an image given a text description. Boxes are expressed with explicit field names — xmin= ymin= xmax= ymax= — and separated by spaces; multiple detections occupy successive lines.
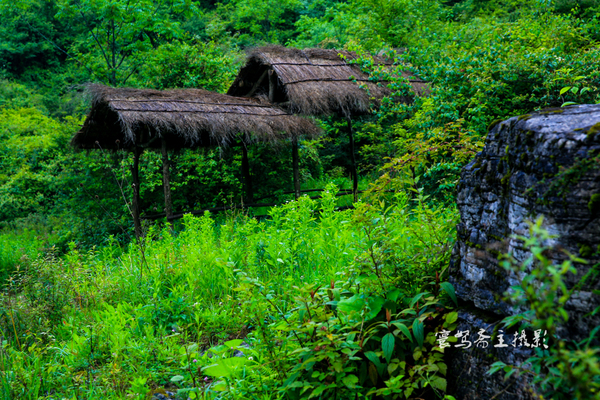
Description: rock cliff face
xmin=447 ymin=104 xmax=600 ymax=399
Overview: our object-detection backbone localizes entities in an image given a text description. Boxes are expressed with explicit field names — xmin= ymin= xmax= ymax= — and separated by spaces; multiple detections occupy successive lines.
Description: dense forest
xmin=0 ymin=0 xmax=599 ymax=399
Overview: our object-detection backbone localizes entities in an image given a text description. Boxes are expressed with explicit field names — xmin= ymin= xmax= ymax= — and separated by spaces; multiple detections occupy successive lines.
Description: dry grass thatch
xmin=227 ymin=46 xmax=430 ymax=116
xmin=71 ymin=84 xmax=322 ymax=150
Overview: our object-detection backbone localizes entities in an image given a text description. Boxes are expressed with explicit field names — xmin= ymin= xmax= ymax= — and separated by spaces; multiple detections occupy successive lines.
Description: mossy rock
xmin=587 ymin=122 xmax=600 ymax=139
xmin=540 ymin=108 xmax=565 ymax=115
xmin=588 ymin=193 xmax=600 ymax=214
xmin=488 ymin=119 xmax=504 ymax=132
xmin=579 ymin=244 xmax=593 ymax=258
xmin=501 ymin=172 xmax=512 ymax=186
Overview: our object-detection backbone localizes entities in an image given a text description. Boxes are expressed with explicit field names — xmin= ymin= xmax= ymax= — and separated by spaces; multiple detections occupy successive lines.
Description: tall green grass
xmin=0 ymin=186 xmax=457 ymax=399
xmin=0 ymin=230 xmax=44 ymax=284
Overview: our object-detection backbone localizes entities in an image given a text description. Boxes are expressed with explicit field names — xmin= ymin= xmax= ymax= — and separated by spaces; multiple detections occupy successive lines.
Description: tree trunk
xmin=241 ymin=142 xmax=254 ymax=202
xmin=161 ymin=138 xmax=173 ymax=227
xmin=292 ymin=137 xmax=301 ymax=199
xmin=347 ymin=116 xmax=358 ymax=202
xmin=268 ymin=69 xmax=277 ymax=103
xmin=131 ymin=146 xmax=143 ymax=239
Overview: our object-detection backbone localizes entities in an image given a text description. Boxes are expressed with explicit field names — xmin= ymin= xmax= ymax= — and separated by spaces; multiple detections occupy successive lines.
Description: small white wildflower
xmin=248 ymin=356 xmax=253 ymax=360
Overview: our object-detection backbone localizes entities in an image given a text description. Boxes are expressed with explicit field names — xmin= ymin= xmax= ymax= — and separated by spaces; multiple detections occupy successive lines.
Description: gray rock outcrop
xmin=447 ymin=104 xmax=600 ymax=399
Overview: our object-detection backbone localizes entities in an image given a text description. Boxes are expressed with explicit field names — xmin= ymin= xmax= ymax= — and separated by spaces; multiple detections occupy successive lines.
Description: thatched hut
xmin=227 ymin=46 xmax=429 ymax=199
xmin=72 ymin=84 xmax=321 ymax=237
xmin=227 ymin=46 xmax=429 ymax=117
xmin=73 ymin=84 xmax=320 ymax=150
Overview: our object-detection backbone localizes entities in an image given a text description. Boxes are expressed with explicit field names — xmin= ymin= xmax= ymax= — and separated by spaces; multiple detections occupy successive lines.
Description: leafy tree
xmin=216 ymin=0 xmax=303 ymax=45
xmin=131 ymin=40 xmax=242 ymax=91
xmin=54 ymin=0 xmax=199 ymax=86
xmin=0 ymin=0 xmax=69 ymax=78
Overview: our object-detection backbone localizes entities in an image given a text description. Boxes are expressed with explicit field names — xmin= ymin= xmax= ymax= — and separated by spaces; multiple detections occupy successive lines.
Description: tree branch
xmin=18 ymin=12 xmax=99 ymax=81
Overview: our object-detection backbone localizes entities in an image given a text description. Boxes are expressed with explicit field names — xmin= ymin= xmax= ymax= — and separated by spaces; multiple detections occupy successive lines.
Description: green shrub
xmin=489 ymin=217 xmax=600 ymax=399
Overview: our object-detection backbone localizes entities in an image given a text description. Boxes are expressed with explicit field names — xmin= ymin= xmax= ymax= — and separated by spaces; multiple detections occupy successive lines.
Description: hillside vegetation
xmin=0 ymin=0 xmax=599 ymax=398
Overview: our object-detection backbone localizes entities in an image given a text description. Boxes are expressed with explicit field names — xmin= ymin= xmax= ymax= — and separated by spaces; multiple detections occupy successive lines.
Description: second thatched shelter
xmin=227 ymin=46 xmax=429 ymax=200
xmin=227 ymin=46 xmax=429 ymax=117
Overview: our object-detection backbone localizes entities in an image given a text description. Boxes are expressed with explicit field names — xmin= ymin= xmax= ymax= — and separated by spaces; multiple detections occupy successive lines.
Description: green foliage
xmin=2 ymin=2 xmax=600 ymax=397
xmin=369 ymin=114 xmax=484 ymax=203
xmin=193 ymin=188 xmax=459 ymax=399
xmin=0 ymin=79 xmax=46 ymax=111
xmin=0 ymin=186 xmax=458 ymax=398
xmin=0 ymin=0 xmax=71 ymax=77
xmin=219 ymin=0 xmax=303 ymax=45
xmin=55 ymin=0 xmax=199 ymax=86
xmin=489 ymin=217 xmax=600 ymax=399
xmin=0 ymin=107 xmax=77 ymax=220
xmin=0 ymin=229 xmax=44 ymax=283
xmin=132 ymin=40 xmax=242 ymax=91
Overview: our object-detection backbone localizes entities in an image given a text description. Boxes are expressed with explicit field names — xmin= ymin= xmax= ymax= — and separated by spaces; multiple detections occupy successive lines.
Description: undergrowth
xmin=0 ymin=184 xmax=458 ymax=399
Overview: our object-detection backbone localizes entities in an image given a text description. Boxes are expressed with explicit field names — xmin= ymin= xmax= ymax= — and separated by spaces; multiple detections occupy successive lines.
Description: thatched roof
xmin=71 ymin=84 xmax=322 ymax=150
xmin=227 ymin=46 xmax=429 ymax=117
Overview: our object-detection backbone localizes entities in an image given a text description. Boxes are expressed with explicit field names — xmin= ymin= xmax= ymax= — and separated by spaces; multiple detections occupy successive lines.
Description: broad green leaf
xmin=440 ymin=282 xmax=458 ymax=306
xmin=410 ymin=292 xmax=429 ymax=308
xmin=368 ymin=362 xmax=378 ymax=386
xmin=437 ymin=362 xmax=447 ymax=375
xmin=212 ymin=380 xmax=227 ymax=391
xmin=430 ymin=376 xmax=447 ymax=391
xmin=382 ymin=333 xmax=395 ymax=363
xmin=202 ymin=357 xmax=248 ymax=378
xmin=224 ymin=339 xmax=243 ymax=349
xmin=309 ymin=384 xmax=329 ymax=398
xmin=445 ymin=311 xmax=458 ymax=325
xmin=170 ymin=375 xmax=184 ymax=382
xmin=364 ymin=351 xmax=385 ymax=375
xmin=504 ymin=369 xmax=517 ymax=381
xmin=561 ymin=101 xmax=577 ymax=107
xmin=413 ymin=319 xmax=424 ymax=348
xmin=413 ymin=348 xmax=422 ymax=360
xmin=365 ymin=296 xmax=386 ymax=320
xmin=560 ymin=86 xmax=571 ymax=95
xmin=392 ymin=322 xmax=413 ymax=342
xmin=387 ymin=288 xmax=401 ymax=302
xmin=364 ymin=351 xmax=380 ymax=366
xmin=342 ymin=374 xmax=358 ymax=388
xmin=338 ymin=295 xmax=365 ymax=314
xmin=488 ymin=361 xmax=506 ymax=375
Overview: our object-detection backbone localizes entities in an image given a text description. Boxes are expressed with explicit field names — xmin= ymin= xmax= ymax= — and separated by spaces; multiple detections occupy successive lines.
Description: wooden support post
xmin=346 ymin=116 xmax=358 ymax=202
xmin=131 ymin=146 xmax=143 ymax=239
xmin=292 ymin=136 xmax=301 ymax=200
xmin=268 ymin=69 xmax=276 ymax=103
xmin=161 ymin=138 xmax=173 ymax=227
xmin=241 ymin=142 xmax=254 ymax=202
